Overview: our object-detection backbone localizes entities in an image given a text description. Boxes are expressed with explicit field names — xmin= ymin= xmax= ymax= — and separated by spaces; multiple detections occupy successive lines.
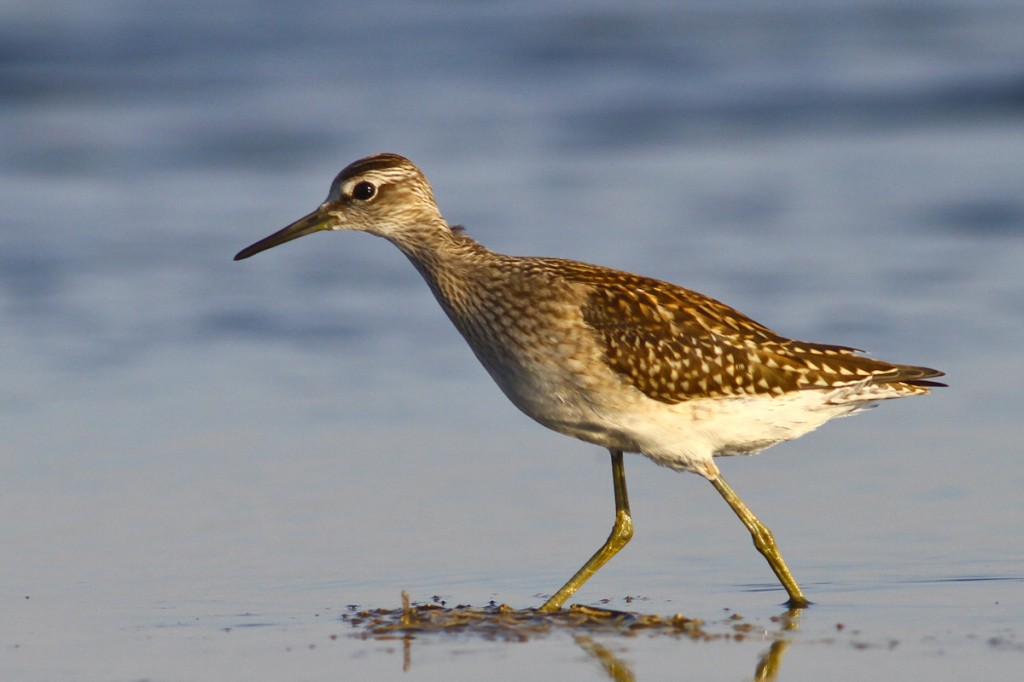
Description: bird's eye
xmin=352 ymin=181 xmax=376 ymax=201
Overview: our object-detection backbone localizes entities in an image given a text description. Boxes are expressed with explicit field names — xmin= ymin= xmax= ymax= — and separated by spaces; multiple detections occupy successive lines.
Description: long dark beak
xmin=234 ymin=207 xmax=334 ymax=261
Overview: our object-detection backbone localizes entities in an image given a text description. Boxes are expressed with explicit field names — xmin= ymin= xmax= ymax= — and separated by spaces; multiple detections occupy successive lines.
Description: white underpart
xmin=618 ymin=390 xmax=864 ymax=476
xmin=511 ymin=375 xmax=915 ymax=479
xmin=612 ymin=377 xmax=924 ymax=477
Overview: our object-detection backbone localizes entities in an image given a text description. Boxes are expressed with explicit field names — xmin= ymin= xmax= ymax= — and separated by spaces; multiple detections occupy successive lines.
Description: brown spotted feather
xmin=540 ymin=262 xmax=947 ymax=404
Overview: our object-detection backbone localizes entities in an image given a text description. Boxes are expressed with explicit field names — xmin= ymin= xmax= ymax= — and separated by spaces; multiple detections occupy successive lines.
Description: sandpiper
xmin=235 ymin=153 xmax=944 ymax=610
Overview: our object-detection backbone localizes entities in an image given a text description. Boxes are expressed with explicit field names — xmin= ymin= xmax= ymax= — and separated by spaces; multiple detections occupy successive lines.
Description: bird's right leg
xmin=537 ymin=449 xmax=633 ymax=612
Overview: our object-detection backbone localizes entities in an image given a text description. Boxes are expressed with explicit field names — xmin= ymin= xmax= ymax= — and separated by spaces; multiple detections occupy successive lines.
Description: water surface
xmin=2 ymin=1 xmax=1023 ymax=679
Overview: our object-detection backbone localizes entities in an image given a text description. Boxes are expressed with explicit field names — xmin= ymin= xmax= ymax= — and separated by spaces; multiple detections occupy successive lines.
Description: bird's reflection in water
xmin=573 ymin=608 xmax=800 ymax=682
xmin=574 ymin=635 xmax=636 ymax=682
xmin=753 ymin=608 xmax=800 ymax=682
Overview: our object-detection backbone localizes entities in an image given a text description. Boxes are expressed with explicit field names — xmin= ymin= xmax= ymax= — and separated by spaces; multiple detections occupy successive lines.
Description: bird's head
xmin=235 ymin=153 xmax=446 ymax=261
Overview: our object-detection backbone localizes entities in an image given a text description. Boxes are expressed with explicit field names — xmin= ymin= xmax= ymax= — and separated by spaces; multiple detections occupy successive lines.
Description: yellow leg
xmin=538 ymin=450 xmax=633 ymax=612
xmin=710 ymin=474 xmax=810 ymax=607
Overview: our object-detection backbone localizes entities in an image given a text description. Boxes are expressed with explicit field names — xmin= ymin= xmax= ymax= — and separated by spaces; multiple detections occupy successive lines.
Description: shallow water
xmin=2 ymin=1 xmax=1023 ymax=680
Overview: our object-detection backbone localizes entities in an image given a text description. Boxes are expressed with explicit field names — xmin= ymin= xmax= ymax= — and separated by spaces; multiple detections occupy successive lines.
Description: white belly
xmin=491 ymin=365 xmax=873 ymax=478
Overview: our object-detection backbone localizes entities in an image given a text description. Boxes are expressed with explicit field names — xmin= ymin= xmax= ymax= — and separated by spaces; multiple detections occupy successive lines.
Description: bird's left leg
xmin=709 ymin=474 xmax=810 ymax=608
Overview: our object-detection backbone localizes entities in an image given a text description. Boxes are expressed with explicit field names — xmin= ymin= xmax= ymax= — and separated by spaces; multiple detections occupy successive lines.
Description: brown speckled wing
xmin=574 ymin=270 xmax=943 ymax=404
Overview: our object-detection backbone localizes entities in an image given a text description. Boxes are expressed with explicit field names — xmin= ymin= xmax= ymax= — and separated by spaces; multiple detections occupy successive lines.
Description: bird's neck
xmin=391 ymin=223 xmax=505 ymax=320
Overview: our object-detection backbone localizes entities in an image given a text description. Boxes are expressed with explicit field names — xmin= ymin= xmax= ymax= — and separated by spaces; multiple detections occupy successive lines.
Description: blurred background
xmin=2 ymin=1 xmax=1022 ymax=679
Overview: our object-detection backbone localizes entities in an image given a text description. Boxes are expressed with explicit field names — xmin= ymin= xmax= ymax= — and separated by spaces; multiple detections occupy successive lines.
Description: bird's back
xmin=429 ymin=243 xmax=942 ymax=401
